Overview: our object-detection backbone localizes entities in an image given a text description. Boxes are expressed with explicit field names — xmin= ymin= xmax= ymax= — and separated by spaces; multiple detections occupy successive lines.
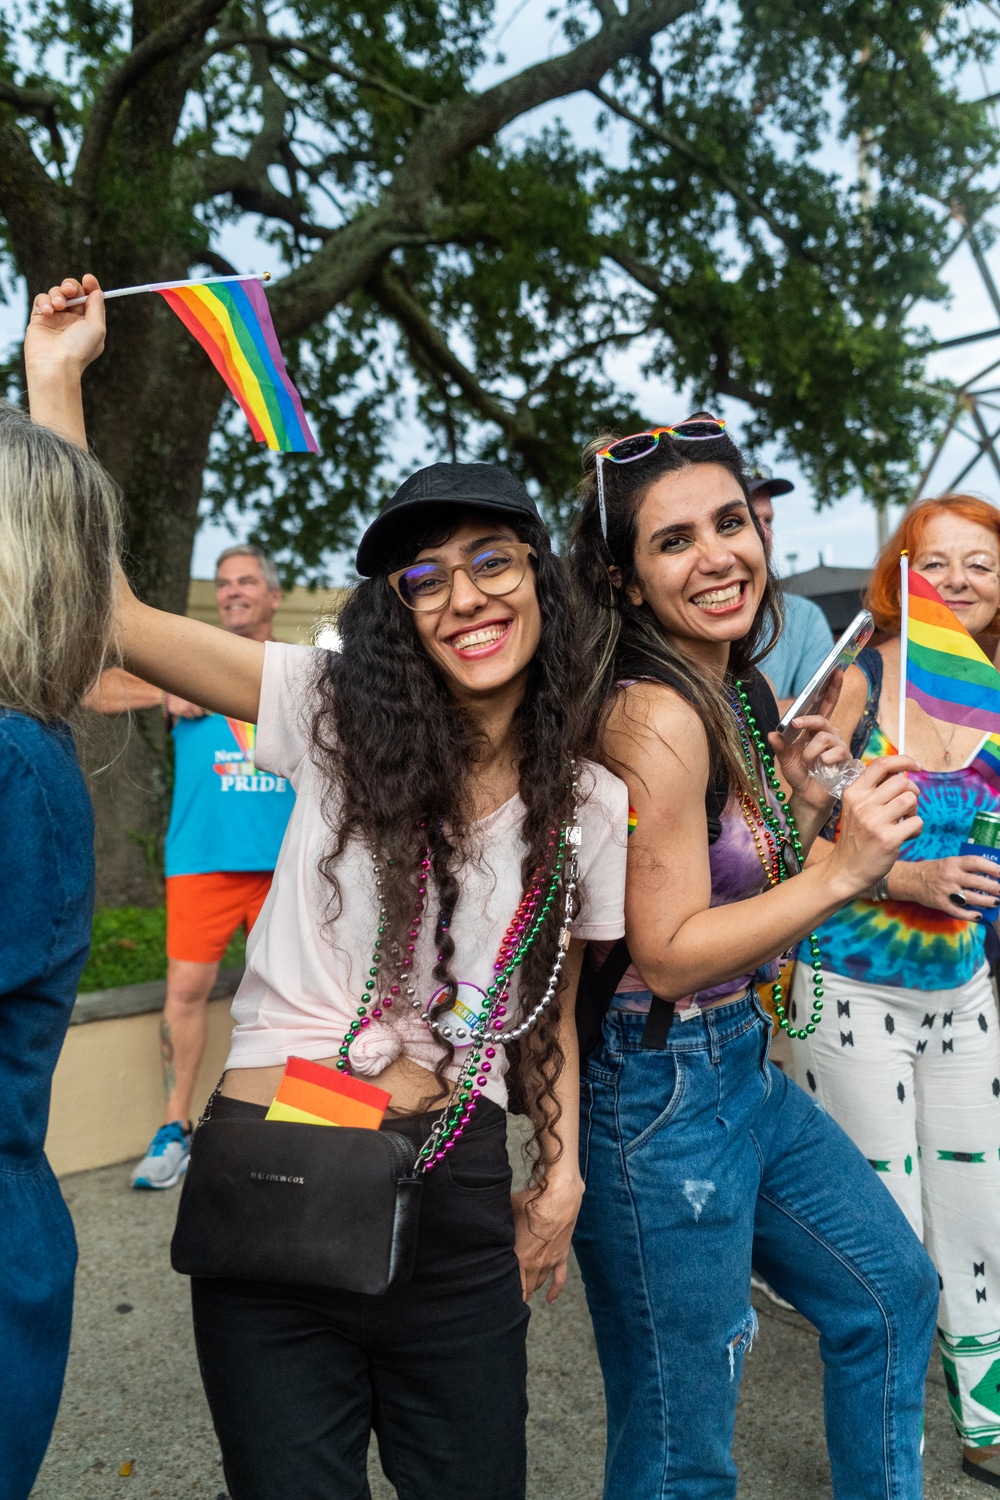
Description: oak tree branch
xmin=72 ymin=0 xmax=230 ymax=240
xmin=272 ymin=0 xmax=697 ymax=338
xmin=592 ymin=85 xmax=821 ymax=268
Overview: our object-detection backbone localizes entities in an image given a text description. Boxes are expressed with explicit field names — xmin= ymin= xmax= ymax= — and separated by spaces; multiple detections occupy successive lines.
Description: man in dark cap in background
xmin=749 ymin=467 xmax=834 ymax=713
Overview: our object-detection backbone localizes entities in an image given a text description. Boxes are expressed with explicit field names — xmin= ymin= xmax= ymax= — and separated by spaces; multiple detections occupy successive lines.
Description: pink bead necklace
xmin=336 ymin=818 xmax=580 ymax=1172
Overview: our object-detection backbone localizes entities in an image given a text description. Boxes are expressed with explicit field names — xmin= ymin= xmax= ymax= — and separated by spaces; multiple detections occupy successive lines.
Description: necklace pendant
xmin=781 ymin=839 xmax=801 ymax=876
xmin=945 ymin=750 xmax=952 ymax=765
xmin=427 ymin=981 xmax=489 ymax=1047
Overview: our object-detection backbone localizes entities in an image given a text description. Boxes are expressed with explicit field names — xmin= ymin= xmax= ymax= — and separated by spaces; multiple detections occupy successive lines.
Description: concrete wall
xmin=46 ymin=977 xmax=239 ymax=1178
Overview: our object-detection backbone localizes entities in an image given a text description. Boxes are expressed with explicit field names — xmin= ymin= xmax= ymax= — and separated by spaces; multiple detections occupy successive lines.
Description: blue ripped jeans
xmin=573 ymin=993 xmax=939 ymax=1500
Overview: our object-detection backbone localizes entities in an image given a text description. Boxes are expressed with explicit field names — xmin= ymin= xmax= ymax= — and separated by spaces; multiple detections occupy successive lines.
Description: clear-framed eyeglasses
xmin=388 ymin=541 xmax=537 ymax=613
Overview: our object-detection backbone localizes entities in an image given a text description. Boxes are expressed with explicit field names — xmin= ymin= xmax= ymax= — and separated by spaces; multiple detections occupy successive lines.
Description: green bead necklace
xmin=732 ymin=681 xmax=824 ymax=1040
xmin=336 ymin=822 xmax=580 ymax=1173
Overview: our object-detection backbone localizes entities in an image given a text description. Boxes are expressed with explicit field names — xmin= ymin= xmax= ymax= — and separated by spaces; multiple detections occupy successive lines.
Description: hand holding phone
xmin=776 ymin=609 xmax=874 ymax=745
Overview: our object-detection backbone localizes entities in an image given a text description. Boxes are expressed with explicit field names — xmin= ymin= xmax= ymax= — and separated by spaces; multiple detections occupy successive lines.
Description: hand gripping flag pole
xmin=63 ymin=274 xmax=319 ymax=454
xmin=64 ymin=273 xmax=272 ymax=304
xmin=898 ymin=551 xmax=909 ymax=756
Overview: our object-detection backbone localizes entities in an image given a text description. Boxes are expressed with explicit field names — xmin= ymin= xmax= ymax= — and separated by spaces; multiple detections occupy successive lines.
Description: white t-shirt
xmin=225 ymin=643 xmax=628 ymax=1110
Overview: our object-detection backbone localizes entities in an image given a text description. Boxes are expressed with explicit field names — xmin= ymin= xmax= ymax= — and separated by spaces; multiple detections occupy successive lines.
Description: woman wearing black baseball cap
xmin=25 ymin=276 xmax=628 ymax=1500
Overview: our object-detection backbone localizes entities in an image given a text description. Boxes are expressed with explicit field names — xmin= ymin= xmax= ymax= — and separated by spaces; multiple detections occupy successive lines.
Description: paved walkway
xmin=32 ymin=1155 xmax=982 ymax=1499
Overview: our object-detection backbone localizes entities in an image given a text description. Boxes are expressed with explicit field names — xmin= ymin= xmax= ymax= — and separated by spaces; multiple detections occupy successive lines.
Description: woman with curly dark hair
xmin=26 ymin=276 xmax=627 ymax=1500
xmin=568 ymin=416 xmax=939 ymax=1500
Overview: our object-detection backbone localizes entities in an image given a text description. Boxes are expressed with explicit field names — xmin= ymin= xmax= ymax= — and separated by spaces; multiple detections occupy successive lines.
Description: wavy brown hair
xmin=310 ymin=504 xmax=586 ymax=1179
xmin=568 ymin=424 xmax=783 ymax=799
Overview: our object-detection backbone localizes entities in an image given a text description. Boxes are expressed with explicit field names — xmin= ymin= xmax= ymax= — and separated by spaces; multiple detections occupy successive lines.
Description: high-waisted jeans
xmin=573 ymin=991 xmax=940 ymax=1500
xmin=191 ymin=1095 xmax=528 ymax=1500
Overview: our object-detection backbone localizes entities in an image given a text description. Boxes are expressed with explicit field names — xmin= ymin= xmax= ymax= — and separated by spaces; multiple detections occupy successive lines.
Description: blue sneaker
xmin=130 ymin=1120 xmax=192 ymax=1190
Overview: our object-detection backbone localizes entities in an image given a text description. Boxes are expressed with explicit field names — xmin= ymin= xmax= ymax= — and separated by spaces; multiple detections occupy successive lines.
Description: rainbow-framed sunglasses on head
xmin=594 ymin=413 xmax=728 ymax=539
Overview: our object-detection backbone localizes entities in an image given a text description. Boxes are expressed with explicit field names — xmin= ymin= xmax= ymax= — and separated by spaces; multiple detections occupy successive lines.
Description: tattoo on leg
xmin=160 ymin=1018 xmax=176 ymax=1099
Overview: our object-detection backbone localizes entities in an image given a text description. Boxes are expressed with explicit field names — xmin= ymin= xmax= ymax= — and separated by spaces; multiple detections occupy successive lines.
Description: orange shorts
xmin=165 ymin=871 xmax=273 ymax=964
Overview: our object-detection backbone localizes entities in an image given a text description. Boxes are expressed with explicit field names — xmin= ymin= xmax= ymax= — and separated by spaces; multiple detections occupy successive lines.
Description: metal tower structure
xmin=911 ymin=214 xmax=1000 ymax=503
xmin=907 ymin=6 xmax=1000 ymax=516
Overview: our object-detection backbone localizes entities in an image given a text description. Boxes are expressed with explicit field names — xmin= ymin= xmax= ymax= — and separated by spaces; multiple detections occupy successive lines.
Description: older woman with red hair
xmin=791 ymin=494 xmax=1000 ymax=1489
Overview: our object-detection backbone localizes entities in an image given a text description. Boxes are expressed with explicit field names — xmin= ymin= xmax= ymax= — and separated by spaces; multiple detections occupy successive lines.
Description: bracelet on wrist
xmin=869 ymin=874 xmax=889 ymax=902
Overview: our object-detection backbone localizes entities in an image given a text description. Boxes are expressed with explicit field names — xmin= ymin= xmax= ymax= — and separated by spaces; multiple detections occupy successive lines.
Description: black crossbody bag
xmin=173 ymin=820 xmax=583 ymax=1295
xmin=170 ymin=1093 xmax=425 ymax=1296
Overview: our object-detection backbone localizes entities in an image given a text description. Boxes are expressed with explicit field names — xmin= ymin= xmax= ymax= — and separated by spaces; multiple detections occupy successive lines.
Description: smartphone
xmin=775 ymin=608 xmax=874 ymax=744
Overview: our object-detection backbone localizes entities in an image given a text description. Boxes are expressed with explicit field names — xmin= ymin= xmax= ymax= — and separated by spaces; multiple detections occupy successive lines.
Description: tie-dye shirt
xmin=813 ymin=720 xmax=998 ymax=991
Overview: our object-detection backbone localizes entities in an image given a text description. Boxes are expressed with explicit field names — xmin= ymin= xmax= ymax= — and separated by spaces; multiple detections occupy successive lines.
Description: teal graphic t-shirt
xmin=164 ymin=714 xmax=295 ymax=877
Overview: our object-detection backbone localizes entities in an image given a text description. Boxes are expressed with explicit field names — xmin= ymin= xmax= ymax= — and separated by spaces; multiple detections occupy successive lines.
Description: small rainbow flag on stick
xmin=265 ymin=1056 xmax=390 ymax=1130
xmin=158 ymin=278 xmax=318 ymax=452
xmin=901 ymin=562 xmax=1000 ymax=746
xmin=66 ymin=273 xmax=319 ymax=452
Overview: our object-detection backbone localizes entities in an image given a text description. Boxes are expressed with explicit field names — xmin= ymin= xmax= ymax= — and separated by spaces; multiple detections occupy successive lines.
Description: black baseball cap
xmin=355 ymin=462 xmax=542 ymax=576
xmin=747 ymin=464 xmax=794 ymax=499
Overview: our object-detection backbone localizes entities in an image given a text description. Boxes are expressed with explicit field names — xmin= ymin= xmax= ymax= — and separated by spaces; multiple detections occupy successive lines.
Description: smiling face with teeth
xmin=406 ymin=512 xmax=543 ymax=709
xmin=624 ymin=462 xmax=768 ymax=674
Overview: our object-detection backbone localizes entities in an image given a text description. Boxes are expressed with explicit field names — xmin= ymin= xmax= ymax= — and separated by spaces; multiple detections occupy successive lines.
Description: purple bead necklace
xmin=336 ymin=818 xmax=580 ymax=1172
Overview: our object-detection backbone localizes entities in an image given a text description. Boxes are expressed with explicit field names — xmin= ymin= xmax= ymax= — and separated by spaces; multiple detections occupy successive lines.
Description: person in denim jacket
xmin=0 ymin=403 xmax=120 ymax=1499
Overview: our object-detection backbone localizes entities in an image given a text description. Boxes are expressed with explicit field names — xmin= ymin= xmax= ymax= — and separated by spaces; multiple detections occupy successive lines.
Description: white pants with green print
xmin=791 ymin=960 xmax=1000 ymax=1448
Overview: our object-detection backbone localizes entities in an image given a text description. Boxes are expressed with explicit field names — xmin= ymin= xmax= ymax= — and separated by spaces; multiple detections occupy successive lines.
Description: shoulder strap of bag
xmin=705 ymin=669 xmax=778 ymax=842
xmin=746 ymin=667 xmax=781 ymax=738
xmin=576 ymin=939 xmax=632 ymax=1059
xmin=850 ymin=646 xmax=882 ymax=759
xmin=576 ymin=939 xmax=676 ymax=1059
xmin=640 ymin=994 xmax=676 ymax=1049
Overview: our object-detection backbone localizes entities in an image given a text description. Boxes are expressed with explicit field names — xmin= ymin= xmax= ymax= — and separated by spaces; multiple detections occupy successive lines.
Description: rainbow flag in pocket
xmin=265 ymin=1056 xmax=390 ymax=1129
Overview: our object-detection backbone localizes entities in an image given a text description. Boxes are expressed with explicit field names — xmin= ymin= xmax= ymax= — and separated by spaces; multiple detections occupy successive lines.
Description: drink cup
xmin=958 ymin=811 xmax=1000 ymax=923
xmin=809 ymin=757 xmax=865 ymax=798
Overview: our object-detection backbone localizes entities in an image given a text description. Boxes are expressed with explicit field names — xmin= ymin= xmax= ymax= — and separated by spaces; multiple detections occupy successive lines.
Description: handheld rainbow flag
xmin=971 ymin=733 xmax=1000 ymax=796
xmin=902 ymin=565 xmax=1000 ymax=738
xmin=158 ymin=278 xmax=318 ymax=453
xmin=65 ymin=273 xmax=318 ymax=453
xmin=265 ymin=1056 xmax=390 ymax=1130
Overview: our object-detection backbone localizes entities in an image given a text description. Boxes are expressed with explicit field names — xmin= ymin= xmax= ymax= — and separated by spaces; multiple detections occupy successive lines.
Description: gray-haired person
xmin=85 ymin=545 xmax=295 ymax=1189
xmin=0 ymin=402 xmax=120 ymax=1499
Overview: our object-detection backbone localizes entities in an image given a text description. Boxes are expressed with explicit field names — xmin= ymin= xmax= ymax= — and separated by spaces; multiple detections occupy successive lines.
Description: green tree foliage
xmin=0 ymin=0 xmax=997 ymax=589
xmin=3 ymin=0 xmax=997 ymax=906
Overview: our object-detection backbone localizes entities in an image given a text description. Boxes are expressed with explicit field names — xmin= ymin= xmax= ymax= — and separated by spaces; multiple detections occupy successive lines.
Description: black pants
xmin=191 ymin=1096 xmax=529 ymax=1500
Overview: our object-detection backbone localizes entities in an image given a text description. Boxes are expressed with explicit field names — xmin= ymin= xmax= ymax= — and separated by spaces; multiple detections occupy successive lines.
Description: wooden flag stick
xmin=63 ymin=272 xmax=271 ymax=307
xmin=898 ymin=550 xmax=909 ymax=755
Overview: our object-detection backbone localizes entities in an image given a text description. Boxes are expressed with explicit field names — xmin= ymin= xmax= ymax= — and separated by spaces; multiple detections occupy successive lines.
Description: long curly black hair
xmin=310 ymin=503 xmax=586 ymax=1176
xmin=569 ymin=425 xmax=783 ymax=800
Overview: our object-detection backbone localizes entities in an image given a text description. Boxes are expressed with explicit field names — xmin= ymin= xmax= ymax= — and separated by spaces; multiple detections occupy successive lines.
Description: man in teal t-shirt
xmin=89 ymin=545 xmax=294 ymax=1189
